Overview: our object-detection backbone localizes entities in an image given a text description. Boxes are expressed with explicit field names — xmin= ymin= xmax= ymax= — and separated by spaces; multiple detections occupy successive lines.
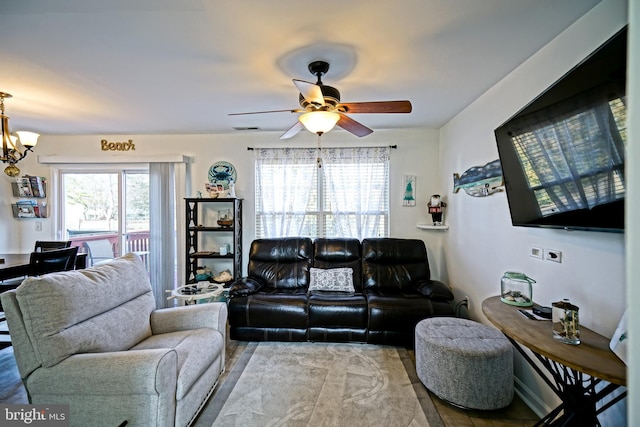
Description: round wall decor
xmin=208 ymin=161 xmax=237 ymax=189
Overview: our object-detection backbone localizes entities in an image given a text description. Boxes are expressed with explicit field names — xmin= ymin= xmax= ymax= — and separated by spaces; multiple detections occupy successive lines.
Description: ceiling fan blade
xmin=280 ymin=121 xmax=304 ymax=140
xmin=293 ymin=79 xmax=325 ymax=106
xmin=337 ymin=100 xmax=412 ymax=114
xmin=229 ymin=109 xmax=301 ymax=116
xmin=336 ymin=113 xmax=373 ymax=137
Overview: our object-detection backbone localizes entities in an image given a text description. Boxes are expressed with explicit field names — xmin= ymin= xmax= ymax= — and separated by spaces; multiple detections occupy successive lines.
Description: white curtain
xmin=149 ymin=162 xmax=180 ymax=308
xmin=323 ymin=146 xmax=390 ymax=239
xmin=255 ymin=146 xmax=389 ymax=239
xmin=255 ymin=147 xmax=318 ymax=237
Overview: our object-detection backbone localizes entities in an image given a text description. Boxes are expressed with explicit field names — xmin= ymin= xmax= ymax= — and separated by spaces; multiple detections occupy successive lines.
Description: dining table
xmin=0 ymin=253 xmax=87 ymax=283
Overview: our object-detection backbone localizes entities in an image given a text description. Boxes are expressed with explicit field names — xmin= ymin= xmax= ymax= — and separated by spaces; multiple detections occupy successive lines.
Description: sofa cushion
xmin=247 ymin=238 xmax=313 ymax=289
xmin=308 ymin=292 xmax=367 ymax=329
xmin=16 ymin=254 xmax=155 ymax=367
xmin=130 ymin=328 xmax=224 ymax=400
xmin=309 ymin=267 xmax=355 ymax=293
xmin=229 ymin=289 xmax=309 ymax=329
xmin=366 ymin=288 xmax=455 ymax=332
xmin=362 ymin=238 xmax=431 ymax=291
xmin=313 ymin=238 xmax=362 ymax=290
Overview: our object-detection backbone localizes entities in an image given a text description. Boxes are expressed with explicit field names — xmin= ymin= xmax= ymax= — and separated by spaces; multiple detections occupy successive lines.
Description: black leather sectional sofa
xmin=228 ymin=237 xmax=455 ymax=346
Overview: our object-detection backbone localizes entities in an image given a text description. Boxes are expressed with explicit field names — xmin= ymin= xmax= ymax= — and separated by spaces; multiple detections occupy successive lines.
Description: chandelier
xmin=1 ymin=92 xmax=40 ymax=177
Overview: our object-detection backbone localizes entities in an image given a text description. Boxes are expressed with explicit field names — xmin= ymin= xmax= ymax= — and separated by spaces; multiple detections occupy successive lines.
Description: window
xmin=60 ymin=170 xmax=149 ymax=265
xmin=255 ymin=146 xmax=390 ymax=239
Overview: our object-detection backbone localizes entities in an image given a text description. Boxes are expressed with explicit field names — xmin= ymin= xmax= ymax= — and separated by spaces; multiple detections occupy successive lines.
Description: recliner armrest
xmin=27 ymin=349 xmax=178 ymax=396
xmin=229 ymin=277 xmax=264 ymax=296
xmin=150 ymin=303 xmax=228 ymax=335
xmin=414 ymin=279 xmax=454 ymax=301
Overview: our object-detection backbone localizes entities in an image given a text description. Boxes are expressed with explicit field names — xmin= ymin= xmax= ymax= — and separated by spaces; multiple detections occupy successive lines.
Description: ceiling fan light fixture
xmin=299 ymin=111 xmax=340 ymax=134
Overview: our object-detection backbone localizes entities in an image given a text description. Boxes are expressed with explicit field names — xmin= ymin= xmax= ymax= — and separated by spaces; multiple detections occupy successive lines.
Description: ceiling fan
xmin=229 ymin=61 xmax=412 ymax=139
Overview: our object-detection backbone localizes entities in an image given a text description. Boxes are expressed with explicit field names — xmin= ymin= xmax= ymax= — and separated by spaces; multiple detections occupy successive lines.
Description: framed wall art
xmin=403 ymin=175 xmax=416 ymax=207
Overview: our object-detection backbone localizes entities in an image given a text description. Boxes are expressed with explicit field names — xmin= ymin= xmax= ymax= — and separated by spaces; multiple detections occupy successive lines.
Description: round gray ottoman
xmin=415 ymin=317 xmax=514 ymax=410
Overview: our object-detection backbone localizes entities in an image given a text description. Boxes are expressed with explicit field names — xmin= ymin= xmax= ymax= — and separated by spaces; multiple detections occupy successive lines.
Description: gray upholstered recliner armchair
xmin=0 ymin=253 xmax=227 ymax=427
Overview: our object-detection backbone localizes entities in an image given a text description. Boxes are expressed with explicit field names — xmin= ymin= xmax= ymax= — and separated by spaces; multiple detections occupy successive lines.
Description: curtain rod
xmin=247 ymin=145 xmax=397 ymax=151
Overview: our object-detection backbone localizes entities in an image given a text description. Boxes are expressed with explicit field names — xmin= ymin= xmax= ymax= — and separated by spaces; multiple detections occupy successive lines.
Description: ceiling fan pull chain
xmin=316 ymin=133 xmax=323 ymax=168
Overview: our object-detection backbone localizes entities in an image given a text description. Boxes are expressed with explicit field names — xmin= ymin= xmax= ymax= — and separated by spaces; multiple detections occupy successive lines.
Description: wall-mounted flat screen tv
xmin=495 ymin=27 xmax=627 ymax=233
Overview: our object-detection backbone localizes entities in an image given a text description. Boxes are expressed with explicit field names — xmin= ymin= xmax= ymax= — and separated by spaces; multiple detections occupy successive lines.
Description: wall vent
xmin=233 ymin=126 xmax=260 ymax=131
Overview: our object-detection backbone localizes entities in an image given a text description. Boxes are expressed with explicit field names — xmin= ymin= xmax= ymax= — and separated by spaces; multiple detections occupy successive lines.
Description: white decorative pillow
xmin=309 ymin=267 xmax=355 ymax=293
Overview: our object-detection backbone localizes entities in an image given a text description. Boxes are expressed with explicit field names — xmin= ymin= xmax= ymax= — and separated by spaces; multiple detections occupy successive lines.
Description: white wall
xmin=2 ymin=0 xmax=634 ymax=421
xmin=626 ymin=0 xmax=638 ymax=424
xmin=0 ymin=128 xmax=444 ymax=276
xmin=439 ymin=0 xmax=628 ymax=421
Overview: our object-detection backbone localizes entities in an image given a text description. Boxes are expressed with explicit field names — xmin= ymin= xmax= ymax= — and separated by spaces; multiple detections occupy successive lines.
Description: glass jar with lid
xmin=500 ymin=271 xmax=535 ymax=307
xmin=552 ymin=299 xmax=580 ymax=345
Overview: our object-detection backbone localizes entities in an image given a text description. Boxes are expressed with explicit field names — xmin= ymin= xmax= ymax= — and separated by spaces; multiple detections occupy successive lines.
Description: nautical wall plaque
xmin=453 ymin=159 xmax=504 ymax=197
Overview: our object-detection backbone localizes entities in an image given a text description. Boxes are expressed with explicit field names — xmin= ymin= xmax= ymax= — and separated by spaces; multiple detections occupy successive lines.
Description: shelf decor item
xmin=217 ymin=209 xmax=233 ymax=227
xmin=552 ymin=299 xmax=581 ymax=345
xmin=195 ymin=266 xmax=213 ymax=281
xmin=500 ymin=271 xmax=535 ymax=307
xmin=427 ymin=194 xmax=446 ymax=225
xmin=208 ymin=161 xmax=237 ymax=189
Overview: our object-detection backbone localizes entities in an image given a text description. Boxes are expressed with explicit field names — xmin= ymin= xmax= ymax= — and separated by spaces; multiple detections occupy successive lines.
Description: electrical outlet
xmin=530 ymin=247 xmax=543 ymax=259
xmin=35 ymin=221 xmax=42 ymax=232
xmin=546 ymin=249 xmax=562 ymax=263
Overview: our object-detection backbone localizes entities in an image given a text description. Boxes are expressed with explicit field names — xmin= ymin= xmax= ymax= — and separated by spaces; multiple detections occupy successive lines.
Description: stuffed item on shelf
xmin=427 ymin=194 xmax=446 ymax=225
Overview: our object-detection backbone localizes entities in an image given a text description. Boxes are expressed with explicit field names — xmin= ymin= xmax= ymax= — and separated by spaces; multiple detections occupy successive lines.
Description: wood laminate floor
xmin=1 ymin=342 xmax=539 ymax=426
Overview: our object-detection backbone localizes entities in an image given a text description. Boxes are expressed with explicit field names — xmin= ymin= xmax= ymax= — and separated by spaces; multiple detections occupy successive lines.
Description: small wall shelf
xmin=416 ymin=224 xmax=449 ymax=231
xmin=11 ymin=176 xmax=48 ymax=218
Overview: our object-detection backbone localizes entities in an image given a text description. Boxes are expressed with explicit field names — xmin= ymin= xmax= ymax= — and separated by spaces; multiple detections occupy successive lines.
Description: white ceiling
xmin=0 ymin=0 xmax=602 ymax=137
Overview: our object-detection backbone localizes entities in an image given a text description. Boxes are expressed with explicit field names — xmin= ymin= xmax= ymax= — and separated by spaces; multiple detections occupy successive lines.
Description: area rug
xmin=206 ymin=342 xmax=443 ymax=427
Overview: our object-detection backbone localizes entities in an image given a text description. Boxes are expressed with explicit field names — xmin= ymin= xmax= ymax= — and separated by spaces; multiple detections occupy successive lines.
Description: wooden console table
xmin=482 ymin=296 xmax=626 ymax=426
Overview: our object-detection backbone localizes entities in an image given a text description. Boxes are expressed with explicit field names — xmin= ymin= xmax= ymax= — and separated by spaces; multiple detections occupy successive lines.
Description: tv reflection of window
xmin=508 ymin=92 xmax=626 ymax=218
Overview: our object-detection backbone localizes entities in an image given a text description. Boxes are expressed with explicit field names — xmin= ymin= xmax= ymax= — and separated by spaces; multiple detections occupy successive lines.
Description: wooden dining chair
xmin=34 ymin=240 xmax=72 ymax=252
xmin=28 ymin=247 xmax=79 ymax=276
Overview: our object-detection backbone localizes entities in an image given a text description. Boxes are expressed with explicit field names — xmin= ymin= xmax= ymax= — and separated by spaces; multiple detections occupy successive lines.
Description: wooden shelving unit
xmin=184 ymin=198 xmax=242 ymax=285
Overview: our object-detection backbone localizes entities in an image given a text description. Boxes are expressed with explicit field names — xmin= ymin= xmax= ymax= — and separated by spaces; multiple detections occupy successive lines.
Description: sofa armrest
xmin=229 ymin=277 xmax=264 ymax=296
xmin=27 ymin=349 xmax=178 ymax=396
xmin=150 ymin=303 xmax=228 ymax=336
xmin=415 ymin=279 xmax=454 ymax=301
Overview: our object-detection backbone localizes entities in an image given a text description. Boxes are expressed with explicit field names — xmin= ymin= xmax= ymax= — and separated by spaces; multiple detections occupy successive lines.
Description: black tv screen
xmin=495 ymin=27 xmax=627 ymax=233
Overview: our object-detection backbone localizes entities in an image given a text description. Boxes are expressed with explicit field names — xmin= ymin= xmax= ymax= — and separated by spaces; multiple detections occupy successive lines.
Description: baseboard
xmin=514 ymin=376 xmax=552 ymax=420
